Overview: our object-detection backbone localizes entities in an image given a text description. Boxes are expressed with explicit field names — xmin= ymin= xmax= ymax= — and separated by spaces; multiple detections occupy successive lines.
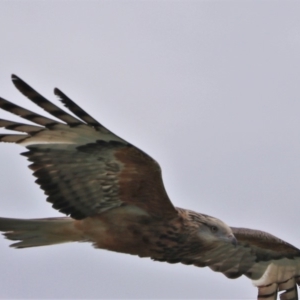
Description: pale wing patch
xmin=18 ymin=124 xmax=125 ymax=146
xmin=252 ymin=257 xmax=300 ymax=287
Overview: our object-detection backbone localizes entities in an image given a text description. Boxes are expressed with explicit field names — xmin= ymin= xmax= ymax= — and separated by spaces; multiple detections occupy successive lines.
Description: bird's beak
xmin=229 ymin=234 xmax=237 ymax=247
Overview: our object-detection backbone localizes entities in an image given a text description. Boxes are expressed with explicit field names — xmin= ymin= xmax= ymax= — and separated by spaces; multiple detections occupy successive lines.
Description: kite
xmin=0 ymin=75 xmax=299 ymax=300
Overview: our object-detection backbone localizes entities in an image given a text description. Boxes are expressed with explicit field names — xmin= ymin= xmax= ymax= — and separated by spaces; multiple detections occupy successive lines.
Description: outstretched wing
xmin=0 ymin=75 xmax=177 ymax=220
xmin=184 ymin=227 xmax=300 ymax=299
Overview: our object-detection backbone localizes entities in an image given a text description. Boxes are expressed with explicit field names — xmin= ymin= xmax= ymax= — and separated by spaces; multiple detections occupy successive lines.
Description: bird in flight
xmin=0 ymin=75 xmax=299 ymax=300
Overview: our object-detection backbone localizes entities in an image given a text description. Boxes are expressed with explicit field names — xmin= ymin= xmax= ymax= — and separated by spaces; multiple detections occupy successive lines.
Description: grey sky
xmin=0 ymin=1 xmax=300 ymax=299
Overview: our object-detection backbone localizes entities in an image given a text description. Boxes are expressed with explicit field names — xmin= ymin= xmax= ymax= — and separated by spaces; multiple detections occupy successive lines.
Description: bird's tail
xmin=0 ymin=217 xmax=82 ymax=248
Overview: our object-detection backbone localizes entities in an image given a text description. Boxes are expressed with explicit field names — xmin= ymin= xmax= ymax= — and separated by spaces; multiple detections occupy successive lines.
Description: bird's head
xmin=182 ymin=209 xmax=237 ymax=247
xmin=198 ymin=215 xmax=237 ymax=246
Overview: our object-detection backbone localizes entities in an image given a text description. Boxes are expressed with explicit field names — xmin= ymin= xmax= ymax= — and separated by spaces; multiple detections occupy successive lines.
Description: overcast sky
xmin=0 ymin=1 xmax=300 ymax=299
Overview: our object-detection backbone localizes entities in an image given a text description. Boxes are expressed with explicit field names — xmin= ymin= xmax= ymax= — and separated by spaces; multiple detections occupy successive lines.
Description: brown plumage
xmin=0 ymin=75 xmax=299 ymax=300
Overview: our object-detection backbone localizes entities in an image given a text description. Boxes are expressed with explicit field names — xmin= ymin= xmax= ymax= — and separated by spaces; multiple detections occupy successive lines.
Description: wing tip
xmin=10 ymin=74 xmax=29 ymax=93
xmin=53 ymin=87 xmax=60 ymax=95
xmin=11 ymin=74 xmax=22 ymax=84
xmin=53 ymin=88 xmax=65 ymax=103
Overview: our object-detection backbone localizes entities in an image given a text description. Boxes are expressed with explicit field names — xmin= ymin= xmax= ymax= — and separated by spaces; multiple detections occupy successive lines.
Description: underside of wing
xmin=231 ymin=227 xmax=300 ymax=299
xmin=188 ymin=226 xmax=300 ymax=299
xmin=0 ymin=75 xmax=177 ymax=220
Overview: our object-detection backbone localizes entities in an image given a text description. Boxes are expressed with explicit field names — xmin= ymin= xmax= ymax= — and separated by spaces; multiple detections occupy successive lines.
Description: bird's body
xmin=0 ymin=206 xmax=234 ymax=262
xmin=0 ymin=75 xmax=299 ymax=299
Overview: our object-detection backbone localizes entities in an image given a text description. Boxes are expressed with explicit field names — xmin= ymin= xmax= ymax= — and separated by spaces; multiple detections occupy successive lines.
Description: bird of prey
xmin=0 ymin=75 xmax=299 ymax=300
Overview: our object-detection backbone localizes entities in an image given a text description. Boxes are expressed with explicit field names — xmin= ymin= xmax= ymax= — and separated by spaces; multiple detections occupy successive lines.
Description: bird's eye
xmin=210 ymin=226 xmax=218 ymax=233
